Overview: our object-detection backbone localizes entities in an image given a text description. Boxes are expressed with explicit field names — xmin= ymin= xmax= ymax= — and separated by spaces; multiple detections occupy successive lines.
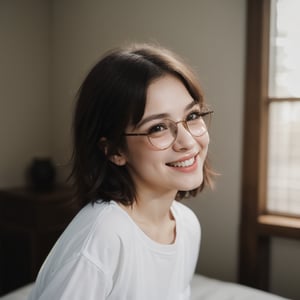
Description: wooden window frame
xmin=239 ymin=0 xmax=300 ymax=291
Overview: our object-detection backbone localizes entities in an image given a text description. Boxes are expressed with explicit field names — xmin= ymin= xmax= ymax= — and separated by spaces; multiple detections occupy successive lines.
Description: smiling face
xmin=122 ymin=74 xmax=210 ymax=200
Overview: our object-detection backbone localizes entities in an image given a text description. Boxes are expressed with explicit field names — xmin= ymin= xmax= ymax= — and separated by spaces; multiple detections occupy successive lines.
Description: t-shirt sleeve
xmin=28 ymin=254 xmax=112 ymax=300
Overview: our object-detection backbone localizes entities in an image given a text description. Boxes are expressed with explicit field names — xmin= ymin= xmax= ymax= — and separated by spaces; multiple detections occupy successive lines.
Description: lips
xmin=166 ymin=156 xmax=196 ymax=168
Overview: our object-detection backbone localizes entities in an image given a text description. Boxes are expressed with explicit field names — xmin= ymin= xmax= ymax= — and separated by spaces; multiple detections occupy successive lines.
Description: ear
xmin=109 ymin=154 xmax=127 ymax=166
xmin=98 ymin=137 xmax=127 ymax=166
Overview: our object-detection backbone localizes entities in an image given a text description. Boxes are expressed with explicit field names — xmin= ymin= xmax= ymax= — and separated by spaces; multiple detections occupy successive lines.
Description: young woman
xmin=28 ymin=43 xmax=214 ymax=300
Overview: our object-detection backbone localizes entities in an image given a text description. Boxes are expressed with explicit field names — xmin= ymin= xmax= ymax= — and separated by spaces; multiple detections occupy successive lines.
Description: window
xmin=239 ymin=0 xmax=300 ymax=292
xmin=267 ymin=0 xmax=300 ymax=216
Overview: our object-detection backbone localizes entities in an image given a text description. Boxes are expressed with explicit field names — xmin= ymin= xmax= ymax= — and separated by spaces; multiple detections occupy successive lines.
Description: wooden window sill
xmin=258 ymin=214 xmax=300 ymax=239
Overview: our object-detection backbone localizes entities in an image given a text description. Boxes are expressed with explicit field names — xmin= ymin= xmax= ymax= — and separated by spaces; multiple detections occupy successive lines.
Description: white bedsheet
xmin=0 ymin=274 xmax=288 ymax=300
xmin=191 ymin=274 xmax=288 ymax=300
xmin=0 ymin=284 xmax=32 ymax=300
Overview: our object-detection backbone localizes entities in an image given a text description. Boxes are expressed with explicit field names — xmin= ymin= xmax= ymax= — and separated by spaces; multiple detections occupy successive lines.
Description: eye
xmin=186 ymin=110 xmax=201 ymax=121
xmin=147 ymin=122 xmax=168 ymax=135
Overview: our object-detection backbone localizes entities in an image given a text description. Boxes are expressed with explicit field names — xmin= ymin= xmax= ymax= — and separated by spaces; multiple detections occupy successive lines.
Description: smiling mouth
xmin=167 ymin=156 xmax=196 ymax=168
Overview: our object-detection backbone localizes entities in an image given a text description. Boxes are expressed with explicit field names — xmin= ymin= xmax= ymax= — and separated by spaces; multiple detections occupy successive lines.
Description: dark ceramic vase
xmin=29 ymin=158 xmax=56 ymax=190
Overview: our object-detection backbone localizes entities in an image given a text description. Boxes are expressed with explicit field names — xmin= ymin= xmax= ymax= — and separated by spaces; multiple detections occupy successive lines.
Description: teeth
xmin=169 ymin=157 xmax=195 ymax=168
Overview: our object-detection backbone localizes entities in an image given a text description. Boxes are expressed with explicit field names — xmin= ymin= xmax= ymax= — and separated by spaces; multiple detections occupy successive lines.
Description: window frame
xmin=239 ymin=0 xmax=300 ymax=291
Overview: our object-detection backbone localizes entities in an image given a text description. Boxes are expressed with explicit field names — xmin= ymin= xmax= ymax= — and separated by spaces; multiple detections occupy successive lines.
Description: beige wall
xmin=1 ymin=0 xmax=299 ymax=298
xmin=0 ymin=0 xmax=51 ymax=187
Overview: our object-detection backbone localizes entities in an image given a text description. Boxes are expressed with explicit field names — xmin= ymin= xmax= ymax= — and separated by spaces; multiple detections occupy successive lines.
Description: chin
xmin=177 ymin=178 xmax=203 ymax=192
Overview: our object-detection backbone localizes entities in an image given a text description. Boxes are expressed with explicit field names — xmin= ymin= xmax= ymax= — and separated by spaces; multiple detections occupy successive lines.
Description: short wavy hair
xmin=70 ymin=43 xmax=215 ymax=206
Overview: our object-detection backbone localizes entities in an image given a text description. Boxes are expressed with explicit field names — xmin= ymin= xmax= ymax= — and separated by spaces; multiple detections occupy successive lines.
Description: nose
xmin=172 ymin=121 xmax=195 ymax=151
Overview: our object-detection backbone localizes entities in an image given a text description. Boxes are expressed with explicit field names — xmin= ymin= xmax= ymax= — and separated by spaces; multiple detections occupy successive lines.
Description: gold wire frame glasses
xmin=124 ymin=110 xmax=213 ymax=150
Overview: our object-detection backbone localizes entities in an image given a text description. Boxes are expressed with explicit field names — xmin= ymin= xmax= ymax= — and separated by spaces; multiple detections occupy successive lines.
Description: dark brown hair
xmin=70 ymin=43 xmax=214 ymax=207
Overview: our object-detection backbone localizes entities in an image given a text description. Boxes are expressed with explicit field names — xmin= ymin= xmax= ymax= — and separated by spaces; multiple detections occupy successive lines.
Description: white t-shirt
xmin=28 ymin=200 xmax=201 ymax=300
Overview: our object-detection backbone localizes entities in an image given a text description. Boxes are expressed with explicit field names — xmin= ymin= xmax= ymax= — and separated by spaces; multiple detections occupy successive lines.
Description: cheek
xmin=205 ymin=132 xmax=210 ymax=143
xmin=197 ymin=132 xmax=210 ymax=150
xmin=125 ymin=137 xmax=155 ymax=163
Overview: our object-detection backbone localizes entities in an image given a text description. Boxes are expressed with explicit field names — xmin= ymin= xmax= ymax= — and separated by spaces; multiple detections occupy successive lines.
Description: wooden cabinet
xmin=0 ymin=186 xmax=81 ymax=295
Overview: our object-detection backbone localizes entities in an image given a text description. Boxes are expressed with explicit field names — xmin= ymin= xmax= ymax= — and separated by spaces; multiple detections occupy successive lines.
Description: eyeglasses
xmin=124 ymin=109 xmax=213 ymax=150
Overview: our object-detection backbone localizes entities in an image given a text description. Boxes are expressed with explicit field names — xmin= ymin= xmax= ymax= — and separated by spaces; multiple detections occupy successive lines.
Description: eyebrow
xmin=137 ymin=100 xmax=198 ymax=128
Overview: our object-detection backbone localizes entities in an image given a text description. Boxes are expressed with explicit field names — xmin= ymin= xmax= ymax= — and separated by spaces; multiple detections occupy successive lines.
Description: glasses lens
xmin=187 ymin=113 xmax=211 ymax=137
xmin=148 ymin=120 xmax=176 ymax=149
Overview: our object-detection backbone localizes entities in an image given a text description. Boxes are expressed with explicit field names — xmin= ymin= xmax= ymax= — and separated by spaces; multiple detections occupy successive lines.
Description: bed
xmin=0 ymin=274 xmax=288 ymax=300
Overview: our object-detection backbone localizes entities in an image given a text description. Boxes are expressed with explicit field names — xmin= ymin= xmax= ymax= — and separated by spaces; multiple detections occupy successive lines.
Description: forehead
xmin=144 ymin=75 xmax=195 ymax=117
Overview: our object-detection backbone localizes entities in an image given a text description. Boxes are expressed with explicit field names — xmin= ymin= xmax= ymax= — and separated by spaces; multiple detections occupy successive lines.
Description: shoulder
xmin=172 ymin=201 xmax=199 ymax=224
xmin=32 ymin=201 xmax=136 ymax=294
xmin=67 ymin=200 xmax=133 ymax=239
xmin=48 ymin=201 xmax=135 ymax=273
xmin=79 ymin=201 xmax=136 ymax=250
xmin=172 ymin=201 xmax=201 ymax=239
xmin=80 ymin=201 xmax=138 ymax=273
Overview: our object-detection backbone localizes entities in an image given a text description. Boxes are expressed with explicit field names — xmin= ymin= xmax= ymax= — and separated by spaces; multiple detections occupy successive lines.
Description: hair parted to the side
xmin=70 ymin=43 xmax=215 ymax=207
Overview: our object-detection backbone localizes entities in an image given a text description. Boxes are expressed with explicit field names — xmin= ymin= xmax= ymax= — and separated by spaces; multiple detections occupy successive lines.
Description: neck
xmin=120 ymin=192 xmax=177 ymax=244
xmin=134 ymin=197 xmax=174 ymax=224
xmin=133 ymin=189 xmax=177 ymax=222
